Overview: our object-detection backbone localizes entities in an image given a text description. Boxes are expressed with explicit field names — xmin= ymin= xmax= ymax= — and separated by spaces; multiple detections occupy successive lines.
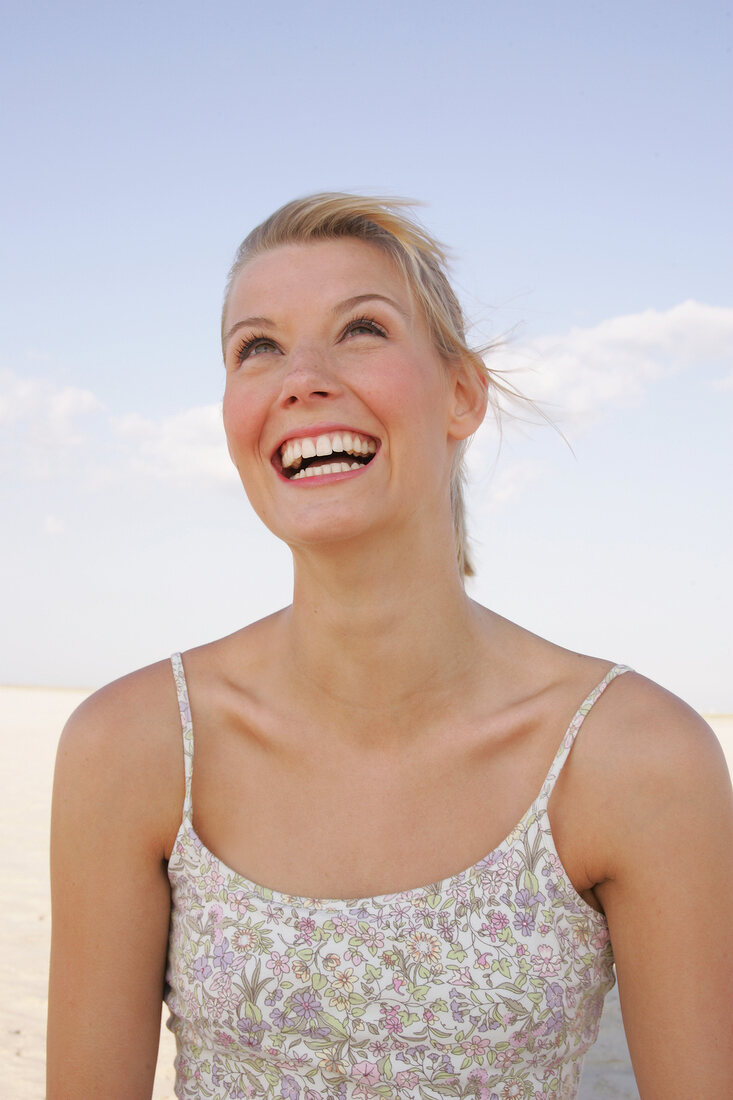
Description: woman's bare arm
xmin=594 ymin=678 xmax=733 ymax=1098
xmin=47 ymin=666 xmax=182 ymax=1099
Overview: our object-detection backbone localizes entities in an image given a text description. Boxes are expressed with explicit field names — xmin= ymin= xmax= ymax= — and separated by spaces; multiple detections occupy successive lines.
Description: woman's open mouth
xmin=277 ymin=431 xmax=378 ymax=481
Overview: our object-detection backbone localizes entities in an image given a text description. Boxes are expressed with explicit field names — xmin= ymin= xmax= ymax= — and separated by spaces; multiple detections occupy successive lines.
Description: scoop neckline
xmin=181 ymin=793 xmax=543 ymax=911
xmin=170 ymin=658 xmax=628 ymax=916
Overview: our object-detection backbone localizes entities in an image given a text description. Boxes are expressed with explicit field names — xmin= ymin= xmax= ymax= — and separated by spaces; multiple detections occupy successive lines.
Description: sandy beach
xmin=2 ymin=684 xmax=731 ymax=1099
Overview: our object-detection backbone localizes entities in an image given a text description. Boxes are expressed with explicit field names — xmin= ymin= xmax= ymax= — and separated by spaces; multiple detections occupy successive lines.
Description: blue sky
xmin=2 ymin=1 xmax=731 ymax=709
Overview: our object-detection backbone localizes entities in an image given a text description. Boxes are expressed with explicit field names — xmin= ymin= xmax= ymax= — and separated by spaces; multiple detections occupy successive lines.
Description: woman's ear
xmin=447 ymin=357 xmax=489 ymax=441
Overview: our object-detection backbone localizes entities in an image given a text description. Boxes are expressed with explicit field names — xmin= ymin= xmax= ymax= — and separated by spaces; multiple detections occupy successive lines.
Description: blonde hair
xmin=223 ymin=192 xmax=508 ymax=578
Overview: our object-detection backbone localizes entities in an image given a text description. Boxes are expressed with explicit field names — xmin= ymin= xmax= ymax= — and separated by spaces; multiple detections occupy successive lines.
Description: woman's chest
xmin=187 ymin=710 xmax=594 ymax=904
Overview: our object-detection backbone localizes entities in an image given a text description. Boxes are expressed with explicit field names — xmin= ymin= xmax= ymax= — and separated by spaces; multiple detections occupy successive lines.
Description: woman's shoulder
xmin=581 ymin=665 xmax=725 ymax=782
xmin=55 ymin=657 xmax=185 ymax=857
xmin=558 ymin=662 xmax=731 ymax=876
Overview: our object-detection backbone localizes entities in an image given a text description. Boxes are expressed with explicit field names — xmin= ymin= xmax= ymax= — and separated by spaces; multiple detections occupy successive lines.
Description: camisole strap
xmin=538 ymin=663 xmax=633 ymax=805
xmin=170 ymin=652 xmax=194 ymax=822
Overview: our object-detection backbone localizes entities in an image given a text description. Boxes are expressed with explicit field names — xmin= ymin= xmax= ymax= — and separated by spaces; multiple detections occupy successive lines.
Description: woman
xmin=48 ymin=194 xmax=733 ymax=1099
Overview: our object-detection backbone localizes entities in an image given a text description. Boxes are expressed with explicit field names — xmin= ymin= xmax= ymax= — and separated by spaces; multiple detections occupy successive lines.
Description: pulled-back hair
xmin=223 ymin=193 xmax=508 ymax=578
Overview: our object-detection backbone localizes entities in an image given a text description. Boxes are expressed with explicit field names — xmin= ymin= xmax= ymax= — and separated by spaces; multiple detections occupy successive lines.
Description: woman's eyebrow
xmin=333 ymin=293 xmax=409 ymax=318
xmin=223 ymin=316 xmax=274 ymax=344
xmin=224 ymin=294 xmax=408 ymax=346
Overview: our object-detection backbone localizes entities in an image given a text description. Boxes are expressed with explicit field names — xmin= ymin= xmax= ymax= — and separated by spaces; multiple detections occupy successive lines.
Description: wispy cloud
xmin=114 ymin=405 xmax=236 ymax=484
xmin=4 ymin=301 xmax=732 ymax=496
xmin=487 ymin=300 xmax=733 ymax=425
xmin=0 ymin=367 xmax=103 ymax=476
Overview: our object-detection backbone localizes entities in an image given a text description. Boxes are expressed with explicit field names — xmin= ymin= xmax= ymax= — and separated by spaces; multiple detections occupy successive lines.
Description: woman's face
xmin=221 ymin=238 xmax=474 ymax=553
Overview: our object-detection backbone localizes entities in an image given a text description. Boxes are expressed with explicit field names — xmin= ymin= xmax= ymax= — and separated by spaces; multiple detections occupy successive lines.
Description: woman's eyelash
xmin=232 ymin=316 xmax=385 ymax=365
xmin=233 ymin=334 xmax=276 ymax=363
xmin=343 ymin=316 xmax=387 ymax=338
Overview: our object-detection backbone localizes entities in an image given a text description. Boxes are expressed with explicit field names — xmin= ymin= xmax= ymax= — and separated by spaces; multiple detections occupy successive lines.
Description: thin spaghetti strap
xmin=170 ymin=652 xmax=194 ymax=822
xmin=538 ymin=664 xmax=633 ymax=805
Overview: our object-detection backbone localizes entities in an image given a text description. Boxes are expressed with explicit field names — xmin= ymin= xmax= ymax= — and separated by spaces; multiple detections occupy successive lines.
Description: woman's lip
xmin=274 ymin=459 xmax=375 ymax=485
xmin=272 ymin=424 xmax=379 ymax=456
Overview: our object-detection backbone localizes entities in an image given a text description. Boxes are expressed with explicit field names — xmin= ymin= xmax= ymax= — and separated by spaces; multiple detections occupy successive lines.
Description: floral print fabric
xmin=165 ymin=656 xmax=628 ymax=1099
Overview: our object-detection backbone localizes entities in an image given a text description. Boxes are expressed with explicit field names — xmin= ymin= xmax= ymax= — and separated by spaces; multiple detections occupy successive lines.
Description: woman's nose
xmin=279 ymin=346 xmax=341 ymax=407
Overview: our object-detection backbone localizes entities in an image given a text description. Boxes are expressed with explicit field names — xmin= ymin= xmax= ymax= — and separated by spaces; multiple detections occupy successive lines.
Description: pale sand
xmin=2 ymin=684 xmax=731 ymax=1099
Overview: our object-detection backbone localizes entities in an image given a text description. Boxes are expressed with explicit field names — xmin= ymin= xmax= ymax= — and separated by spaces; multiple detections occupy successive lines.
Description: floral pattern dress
xmin=165 ymin=655 xmax=629 ymax=1100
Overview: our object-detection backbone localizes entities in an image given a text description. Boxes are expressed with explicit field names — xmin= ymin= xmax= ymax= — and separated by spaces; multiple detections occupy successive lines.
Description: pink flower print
xmin=359 ymin=926 xmax=384 ymax=951
xmin=344 ymin=948 xmax=364 ymax=965
xmin=501 ymin=1079 xmax=524 ymax=1099
xmin=449 ymin=966 xmax=475 ymax=986
xmin=296 ymin=916 xmax=316 ymax=944
xmin=476 ymin=952 xmax=491 ymax=969
xmin=351 ymin=1060 xmax=379 ymax=1085
xmin=447 ymin=880 xmax=470 ymax=903
xmin=516 ymin=943 xmax=528 ymax=956
xmin=494 ymin=853 xmax=519 ymax=882
xmin=213 ymin=1030 xmax=235 ymax=1049
xmin=392 ymin=976 xmax=405 ymax=994
xmin=331 ymin=914 xmax=357 ymax=936
xmin=531 ymin=943 xmax=561 ymax=977
xmin=591 ymin=927 xmax=610 ymax=950
xmin=460 ymin=1034 xmax=491 ymax=1059
xmin=203 ymin=867 xmax=225 ymax=896
xmin=484 ymin=911 xmax=509 ymax=941
xmin=230 ymin=893 xmax=255 ymax=916
xmin=210 ymin=971 xmax=238 ymax=1013
xmin=394 ymin=1070 xmax=420 ymax=1088
xmin=423 ymin=1008 xmax=435 ymax=1023
xmin=266 ymin=950 xmax=291 ymax=976
xmin=380 ymin=1006 xmax=403 ymax=1034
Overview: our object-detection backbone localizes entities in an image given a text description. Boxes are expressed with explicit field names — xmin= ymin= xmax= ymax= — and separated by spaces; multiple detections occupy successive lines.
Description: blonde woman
xmin=48 ymin=194 xmax=733 ymax=1099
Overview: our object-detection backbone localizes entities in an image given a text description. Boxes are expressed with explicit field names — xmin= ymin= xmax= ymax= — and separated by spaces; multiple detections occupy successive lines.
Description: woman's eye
xmin=234 ymin=336 xmax=277 ymax=364
xmin=343 ymin=317 xmax=387 ymax=339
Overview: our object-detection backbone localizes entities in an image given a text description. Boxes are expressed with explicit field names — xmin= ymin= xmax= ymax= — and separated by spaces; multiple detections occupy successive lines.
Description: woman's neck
xmin=279 ymin=529 xmax=493 ymax=733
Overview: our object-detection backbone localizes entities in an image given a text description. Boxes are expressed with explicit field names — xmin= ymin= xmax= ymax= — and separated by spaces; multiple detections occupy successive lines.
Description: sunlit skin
xmin=221 ymin=240 xmax=480 ymax=563
xmin=46 ymin=236 xmax=733 ymax=1099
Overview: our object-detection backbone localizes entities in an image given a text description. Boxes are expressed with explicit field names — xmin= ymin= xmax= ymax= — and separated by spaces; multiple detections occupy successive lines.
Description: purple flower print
xmin=515 ymin=887 xmax=546 ymax=910
xmin=280 ymin=1074 xmax=301 ymax=1100
xmin=191 ymin=956 xmax=212 ymax=982
xmin=237 ymin=1017 xmax=267 ymax=1050
xmin=271 ymin=1007 xmax=291 ymax=1029
xmin=212 ymin=937 xmax=235 ymax=972
xmin=545 ymin=981 xmax=564 ymax=1009
xmin=513 ymin=911 xmax=535 ymax=937
xmin=291 ymin=989 xmax=322 ymax=1020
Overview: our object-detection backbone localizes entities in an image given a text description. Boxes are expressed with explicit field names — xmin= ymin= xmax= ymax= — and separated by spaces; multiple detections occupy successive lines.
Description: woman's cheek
xmin=222 ymin=384 xmax=262 ymax=472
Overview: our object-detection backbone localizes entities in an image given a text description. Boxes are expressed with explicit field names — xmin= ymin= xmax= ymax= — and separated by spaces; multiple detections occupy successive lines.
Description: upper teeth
xmin=280 ymin=431 xmax=377 ymax=470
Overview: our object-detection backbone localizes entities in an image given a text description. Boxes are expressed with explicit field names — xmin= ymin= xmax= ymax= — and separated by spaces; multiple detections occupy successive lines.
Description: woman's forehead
xmin=226 ymin=238 xmax=414 ymax=320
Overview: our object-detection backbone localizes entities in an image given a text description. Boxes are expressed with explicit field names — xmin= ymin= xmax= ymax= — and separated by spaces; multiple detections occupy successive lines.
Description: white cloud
xmin=0 ymin=368 xmax=101 ymax=441
xmin=114 ymin=404 xmax=237 ymax=484
xmin=486 ymin=300 xmax=733 ymax=426
xmin=0 ymin=367 xmax=103 ymax=476
xmin=4 ymin=300 xmax=732 ymax=495
xmin=713 ymin=371 xmax=733 ymax=391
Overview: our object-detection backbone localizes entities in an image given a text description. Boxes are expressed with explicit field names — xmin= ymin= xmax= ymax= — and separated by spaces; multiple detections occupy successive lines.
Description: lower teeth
xmin=291 ymin=460 xmax=363 ymax=480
